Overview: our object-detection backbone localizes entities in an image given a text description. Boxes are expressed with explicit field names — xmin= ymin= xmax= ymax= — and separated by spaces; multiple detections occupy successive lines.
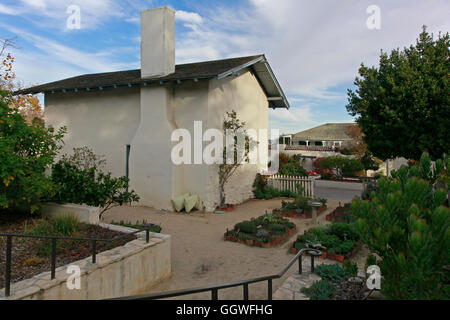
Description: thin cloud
xmin=0 ymin=4 xmax=20 ymax=15
xmin=176 ymin=10 xmax=203 ymax=24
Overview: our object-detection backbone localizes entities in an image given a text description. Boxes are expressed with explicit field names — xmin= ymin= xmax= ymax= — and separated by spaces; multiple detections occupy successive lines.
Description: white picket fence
xmin=267 ymin=175 xmax=314 ymax=198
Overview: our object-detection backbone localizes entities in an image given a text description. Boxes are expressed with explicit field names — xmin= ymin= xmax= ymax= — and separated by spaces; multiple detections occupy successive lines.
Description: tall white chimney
xmin=141 ymin=7 xmax=175 ymax=79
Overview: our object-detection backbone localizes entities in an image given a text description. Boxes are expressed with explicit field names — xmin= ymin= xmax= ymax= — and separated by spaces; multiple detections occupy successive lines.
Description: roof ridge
xmin=58 ymin=55 xmax=266 ymax=79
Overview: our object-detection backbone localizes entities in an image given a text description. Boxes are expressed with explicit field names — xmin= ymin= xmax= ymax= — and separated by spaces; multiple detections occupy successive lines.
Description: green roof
xmin=293 ymin=123 xmax=355 ymax=141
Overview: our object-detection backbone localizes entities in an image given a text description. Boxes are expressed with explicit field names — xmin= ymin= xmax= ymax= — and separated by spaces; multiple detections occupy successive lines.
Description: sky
xmin=0 ymin=0 xmax=449 ymax=135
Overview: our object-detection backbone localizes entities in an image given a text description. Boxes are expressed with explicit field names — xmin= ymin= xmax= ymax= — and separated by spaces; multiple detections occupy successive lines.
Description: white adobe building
xmin=19 ymin=7 xmax=290 ymax=212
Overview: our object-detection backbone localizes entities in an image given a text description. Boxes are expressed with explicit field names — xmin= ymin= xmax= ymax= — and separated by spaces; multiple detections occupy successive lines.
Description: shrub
xmin=253 ymin=189 xmax=265 ymax=200
xmin=256 ymin=229 xmax=269 ymax=241
xmin=252 ymin=173 xmax=298 ymax=200
xmin=268 ymin=224 xmax=287 ymax=233
xmin=252 ymin=173 xmax=268 ymax=194
xmin=24 ymin=217 xmax=81 ymax=257
xmin=352 ymin=152 xmax=450 ymax=299
xmin=365 ymin=254 xmax=378 ymax=272
xmin=342 ymin=260 xmax=359 ymax=277
xmin=279 ymin=163 xmax=308 ymax=177
xmin=0 ymin=90 xmax=66 ymax=213
xmin=321 ymin=156 xmax=364 ymax=179
xmin=60 ymin=146 xmax=106 ymax=172
xmin=278 ymin=154 xmax=308 ymax=177
xmin=234 ymin=221 xmax=257 ymax=234
xmin=309 ymin=224 xmax=329 ymax=238
xmin=297 ymin=232 xmax=319 ymax=244
xmin=313 ymin=157 xmax=334 ymax=179
xmin=294 ymin=194 xmax=311 ymax=211
xmin=52 ymin=214 xmax=79 ymax=236
xmin=331 ymin=240 xmax=356 ymax=255
xmin=286 ymin=222 xmax=296 ymax=229
xmin=315 ymin=263 xmax=349 ymax=284
xmin=281 ymin=200 xmax=297 ymax=210
xmin=50 ymin=151 xmax=139 ymax=217
xmin=361 ymin=179 xmax=379 ymax=200
xmin=262 ymin=213 xmax=285 ymax=225
xmin=328 ymin=223 xmax=359 ymax=241
xmin=320 ymin=234 xmax=341 ymax=249
xmin=300 ymin=279 xmax=335 ymax=300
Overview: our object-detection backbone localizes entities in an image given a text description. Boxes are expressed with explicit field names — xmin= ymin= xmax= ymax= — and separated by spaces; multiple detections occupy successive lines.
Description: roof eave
xmin=217 ymin=56 xmax=290 ymax=110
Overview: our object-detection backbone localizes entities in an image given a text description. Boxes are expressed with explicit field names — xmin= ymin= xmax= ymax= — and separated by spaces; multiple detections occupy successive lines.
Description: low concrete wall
xmin=315 ymin=179 xmax=364 ymax=191
xmin=1 ymin=224 xmax=171 ymax=300
xmin=42 ymin=203 xmax=100 ymax=224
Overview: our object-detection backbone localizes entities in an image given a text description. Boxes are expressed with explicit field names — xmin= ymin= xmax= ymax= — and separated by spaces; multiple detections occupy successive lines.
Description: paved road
xmin=315 ymin=187 xmax=361 ymax=203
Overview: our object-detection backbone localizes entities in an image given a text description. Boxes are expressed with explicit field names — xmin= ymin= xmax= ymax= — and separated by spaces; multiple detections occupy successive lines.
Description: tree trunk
xmin=219 ymin=183 xmax=225 ymax=208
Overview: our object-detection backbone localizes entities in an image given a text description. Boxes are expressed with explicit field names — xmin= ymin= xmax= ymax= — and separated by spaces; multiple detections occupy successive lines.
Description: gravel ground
xmin=103 ymin=198 xmax=348 ymax=300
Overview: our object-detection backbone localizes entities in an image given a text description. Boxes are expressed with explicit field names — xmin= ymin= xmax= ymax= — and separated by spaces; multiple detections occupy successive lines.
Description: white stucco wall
xmin=44 ymin=70 xmax=270 ymax=212
xmin=204 ymin=70 xmax=269 ymax=211
xmin=44 ymin=87 xmax=140 ymax=178
xmin=129 ymin=85 xmax=178 ymax=210
xmin=171 ymin=81 xmax=210 ymax=201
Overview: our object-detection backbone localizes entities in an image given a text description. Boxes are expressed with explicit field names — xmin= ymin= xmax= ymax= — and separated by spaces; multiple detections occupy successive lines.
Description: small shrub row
xmin=225 ymin=213 xmax=296 ymax=247
xmin=292 ymin=222 xmax=360 ymax=261
xmin=301 ymin=263 xmax=360 ymax=300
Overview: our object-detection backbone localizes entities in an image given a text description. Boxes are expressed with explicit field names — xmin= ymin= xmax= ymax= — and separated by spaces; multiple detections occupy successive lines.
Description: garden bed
xmin=300 ymin=263 xmax=369 ymax=300
xmin=325 ymin=203 xmax=353 ymax=223
xmin=273 ymin=205 xmax=327 ymax=219
xmin=224 ymin=213 xmax=297 ymax=248
xmin=290 ymin=222 xmax=361 ymax=262
xmin=272 ymin=197 xmax=328 ymax=219
xmin=0 ymin=214 xmax=137 ymax=289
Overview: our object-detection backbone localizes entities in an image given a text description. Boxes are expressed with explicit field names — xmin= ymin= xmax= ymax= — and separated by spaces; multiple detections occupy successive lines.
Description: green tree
xmin=50 ymin=147 xmax=140 ymax=218
xmin=218 ymin=111 xmax=256 ymax=208
xmin=346 ymin=27 xmax=450 ymax=161
xmin=0 ymin=90 xmax=65 ymax=213
xmin=352 ymin=153 xmax=449 ymax=299
xmin=321 ymin=156 xmax=364 ymax=178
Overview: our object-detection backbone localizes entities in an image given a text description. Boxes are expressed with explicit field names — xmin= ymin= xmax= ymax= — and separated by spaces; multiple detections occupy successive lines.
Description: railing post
xmin=51 ymin=238 xmax=56 ymax=280
xmin=5 ymin=235 xmax=12 ymax=297
xmin=267 ymin=279 xmax=272 ymax=300
xmin=91 ymin=240 xmax=97 ymax=264
xmin=298 ymin=252 xmax=303 ymax=274
xmin=211 ymin=289 xmax=218 ymax=300
xmin=243 ymin=283 xmax=249 ymax=300
xmin=311 ymin=254 xmax=315 ymax=273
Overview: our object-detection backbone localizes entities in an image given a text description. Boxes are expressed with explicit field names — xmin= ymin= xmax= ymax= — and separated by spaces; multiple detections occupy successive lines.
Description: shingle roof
xmin=293 ymin=123 xmax=355 ymax=141
xmin=16 ymin=54 xmax=290 ymax=109
xmin=17 ymin=55 xmax=264 ymax=95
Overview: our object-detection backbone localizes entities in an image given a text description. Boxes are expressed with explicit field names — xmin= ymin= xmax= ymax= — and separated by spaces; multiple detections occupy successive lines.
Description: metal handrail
xmin=1 ymin=223 xmax=159 ymax=297
xmin=110 ymin=247 xmax=322 ymax=301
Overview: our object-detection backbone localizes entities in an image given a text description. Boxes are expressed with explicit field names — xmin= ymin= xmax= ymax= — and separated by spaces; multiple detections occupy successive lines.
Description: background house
xmin=18 ymin=7 xmax=289 ymax=212
xmin=288 ymin=123 xmax=355 ymax=148
xmin=280 ymin=123 xmax=355 ymax=170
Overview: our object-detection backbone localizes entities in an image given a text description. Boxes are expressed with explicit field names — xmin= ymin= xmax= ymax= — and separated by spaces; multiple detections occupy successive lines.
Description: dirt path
xmin=103 ymin=199 xmax=341 ymax=300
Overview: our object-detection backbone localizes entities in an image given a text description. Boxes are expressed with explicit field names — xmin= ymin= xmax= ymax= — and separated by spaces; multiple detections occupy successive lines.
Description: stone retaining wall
xmin=42 ymin=203 xmax=100 ymax=224
xmin=1 ymin=224 xmax=171 ymax=300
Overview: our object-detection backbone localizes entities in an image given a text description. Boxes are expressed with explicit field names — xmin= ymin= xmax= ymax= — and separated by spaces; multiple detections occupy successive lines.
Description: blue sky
xmin=1 ymin=0 xmax=449 ymax=134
